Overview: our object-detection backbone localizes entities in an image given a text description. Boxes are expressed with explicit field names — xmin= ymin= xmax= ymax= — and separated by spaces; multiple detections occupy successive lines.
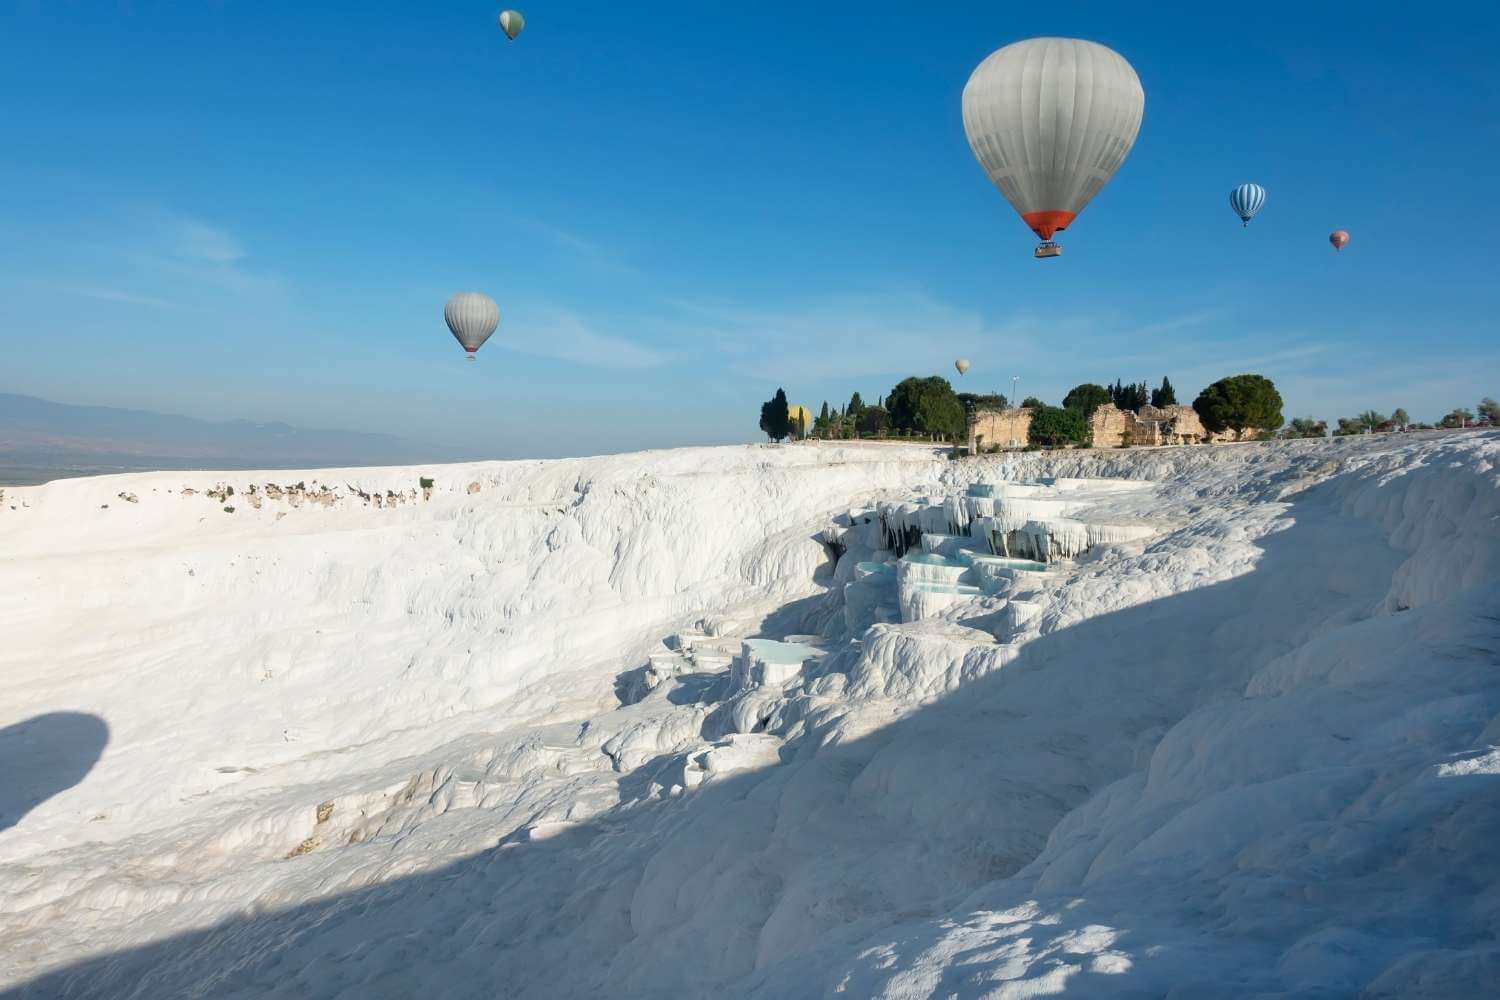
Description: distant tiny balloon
xmin=1229 ymin=183 xmax=1266 ymax=226
xmin=498 ymin=10 xmax=525 ymax=40
xmin=955 ymin=359 xmax=970 ymax=376
xmin=444 ymin=292 xmax=500 ymax=361
xmin=1329 ymin=229 xmax=1350 ymax=251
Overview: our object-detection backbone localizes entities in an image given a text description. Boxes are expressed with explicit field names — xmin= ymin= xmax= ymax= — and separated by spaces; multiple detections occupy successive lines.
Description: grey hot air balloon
xmin=955 ymin=358 xmax=970 ymax=376
xmin=963 ymin=38 xmax=1145 ymax=259
xmin=498 ymin=10 xmax=525 ymax=41
xmin=444 ymin=292 xmax=500 ymax=361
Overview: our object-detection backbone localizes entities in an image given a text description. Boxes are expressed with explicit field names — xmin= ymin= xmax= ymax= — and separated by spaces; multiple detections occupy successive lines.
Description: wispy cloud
xmin=651 ymin=291 xmax=1495 ymax=426
xmin=1130 ymin=309 xmax=1226 ymax=338
xmin=129 ymin=210 xmax=281 ymax=298
xmin=521 ymin=219 xmax=640 ymax=277
xmin=1079 ymin=313 xmax=1335 ymax=384
xmin=16 ymin=210 xmax=279 ymax=317
xmin=167 ymin=217 xmax=244 ymax=263
xmin=52 ymin=283 xmax=199 ymax=312
xmin=137 ymin=250 xmax=283 ymax=298
xmin=1274 ymin=352 xmax=1500 ymax=422
xmin=1195 ymin=342 xmax=1330 ymax=375
xmin=506 ymin=307 xmax=675 ymax=369
xmin=665 ymin=291 xmax=1043 ymax=381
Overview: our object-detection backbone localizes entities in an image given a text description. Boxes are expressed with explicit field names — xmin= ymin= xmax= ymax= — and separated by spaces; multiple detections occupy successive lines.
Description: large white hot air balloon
xmin=962 ymin=38 xmax=1145 ymax=259
xmin=955 ymin=358 xmax=970 ymax=376
xmin=444 ymin=292 xmax=500 ymax=361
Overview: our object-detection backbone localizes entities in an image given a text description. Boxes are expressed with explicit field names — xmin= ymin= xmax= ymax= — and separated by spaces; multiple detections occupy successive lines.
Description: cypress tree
xmin=1152 ymin=376 xmax=1177 ymax=407
xmin=759 ymin=388 xmax=792 ymax=441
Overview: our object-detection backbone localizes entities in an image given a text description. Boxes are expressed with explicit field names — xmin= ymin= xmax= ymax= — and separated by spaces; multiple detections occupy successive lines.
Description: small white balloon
xmin=498 ymin=10 xmax=525 ymax=40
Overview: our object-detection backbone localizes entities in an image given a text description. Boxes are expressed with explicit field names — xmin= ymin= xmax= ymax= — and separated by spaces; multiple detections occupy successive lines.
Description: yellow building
xmin=787 ymin=404 xmax=814 ymax=438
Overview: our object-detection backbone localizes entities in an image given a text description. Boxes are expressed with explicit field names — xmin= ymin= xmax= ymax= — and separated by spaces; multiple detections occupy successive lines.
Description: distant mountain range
xmin=0 ymin=393 xmax=470 ymax=484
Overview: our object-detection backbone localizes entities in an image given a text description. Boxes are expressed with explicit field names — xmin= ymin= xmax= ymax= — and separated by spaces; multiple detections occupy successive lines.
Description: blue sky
xmin=2 ymin=1 xmax=1497 ymax=456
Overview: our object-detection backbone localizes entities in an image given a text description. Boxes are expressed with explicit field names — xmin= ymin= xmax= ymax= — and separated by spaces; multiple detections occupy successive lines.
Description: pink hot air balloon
xmin=1329 ymin=230 xmax=1350 ymax=251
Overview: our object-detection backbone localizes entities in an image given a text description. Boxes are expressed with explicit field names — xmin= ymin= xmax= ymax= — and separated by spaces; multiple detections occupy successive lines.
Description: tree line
xmin=759 ymin=377 xmax=1497 ymax=448
xmin=760 ymin=378 xmax=993 ymax=443
xmin=1281 ymin=398 xmax=1499 ymax=439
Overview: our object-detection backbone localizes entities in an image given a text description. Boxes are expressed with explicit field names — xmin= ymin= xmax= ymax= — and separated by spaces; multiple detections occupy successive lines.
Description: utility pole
xmin=1011 ymin=376 xmax=1020 ymax=408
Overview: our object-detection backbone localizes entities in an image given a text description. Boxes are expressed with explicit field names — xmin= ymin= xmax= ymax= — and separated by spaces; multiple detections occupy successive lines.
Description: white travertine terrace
xmin=3 ymin=433 xmax=1499 ymax=998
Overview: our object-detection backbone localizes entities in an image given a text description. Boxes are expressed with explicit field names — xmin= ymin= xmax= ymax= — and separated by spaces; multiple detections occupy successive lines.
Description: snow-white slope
xmin=2 ymin=433 xmax=1497 ymax=998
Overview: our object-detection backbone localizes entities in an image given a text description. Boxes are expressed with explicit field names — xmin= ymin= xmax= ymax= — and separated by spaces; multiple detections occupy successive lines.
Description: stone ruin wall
xmin=1090 ymin=405 xmax=1134 ymax=448
xmin=971 ymin=407 xmax=1033 ymax=451
xmin=971 ymin=402 xmax=1221 ymax=450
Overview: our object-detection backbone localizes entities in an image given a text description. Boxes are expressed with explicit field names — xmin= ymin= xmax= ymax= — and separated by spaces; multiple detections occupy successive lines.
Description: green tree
xmin=1391 ymin=407 xmax=1411 ymax=428
xmin=1281 ymin=417 xmax=1327 ymax=439
xmin=1356 ymin=410 xmax=1388 ymax=432
xmin=885 ymin=379 xmax=921 ymax=432
xmin=1193 ymin=374 xmax=1284 ymax=435
xmin=759 ymin=388 xmax=791 ymax=441
xmin=812 ymin=400 xmax=831 ymax=438
xmin=1114 ymin=380 xmax=1149 ymax=411
xmin=1478 ymin=398 xmax=1500 ymax=425
xmin=917 ymin=391 xmax=967 ymax=442
xmin=1028 ymin=405 xmax=1088 ymax=448
xmin=1062 ymin=383 xmax=1111 ymax=419
xmin=1151 ymin=377 xmax=1177 ymax=408
xmin=1108 ymin=379 xmax=1147 ymax=410
xmin=1442 ymin=408 xmax=1475 ymax=428
xmin=857 ymin=405 xmax=890 ymax=436
xmin=847 ymin=392 xmax=865 ymax=419
xmin=886 ymin=376 xmax=967 ymax=441
xmin=957 ymin=392 xmax=1008 ymax=411
xmin=1021 ymin=396 xmax=1044 ymax=409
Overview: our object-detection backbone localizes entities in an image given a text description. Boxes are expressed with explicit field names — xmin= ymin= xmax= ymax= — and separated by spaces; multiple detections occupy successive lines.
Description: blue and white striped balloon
xmin=1229 ymin=183 xmax=1266 ymax=226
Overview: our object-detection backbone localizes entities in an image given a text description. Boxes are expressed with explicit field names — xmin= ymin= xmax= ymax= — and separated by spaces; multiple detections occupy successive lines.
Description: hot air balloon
xmin=962 ymin=38 xmax=1145 ymax=259
xmin=1329 ymin=230 xmax=1350 ymax=251
xmin=787 ymin=405 xmax=814 ymax=438
xmin=498 ymin=10 xmax=525 ymax=41
xmin=444 ymin=292 xmax=500 ymax=361
xmin=1229 ymin=183 xmax=1266 ymax=226
xmin=955 ymin=359 xmax=970 ymax=376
